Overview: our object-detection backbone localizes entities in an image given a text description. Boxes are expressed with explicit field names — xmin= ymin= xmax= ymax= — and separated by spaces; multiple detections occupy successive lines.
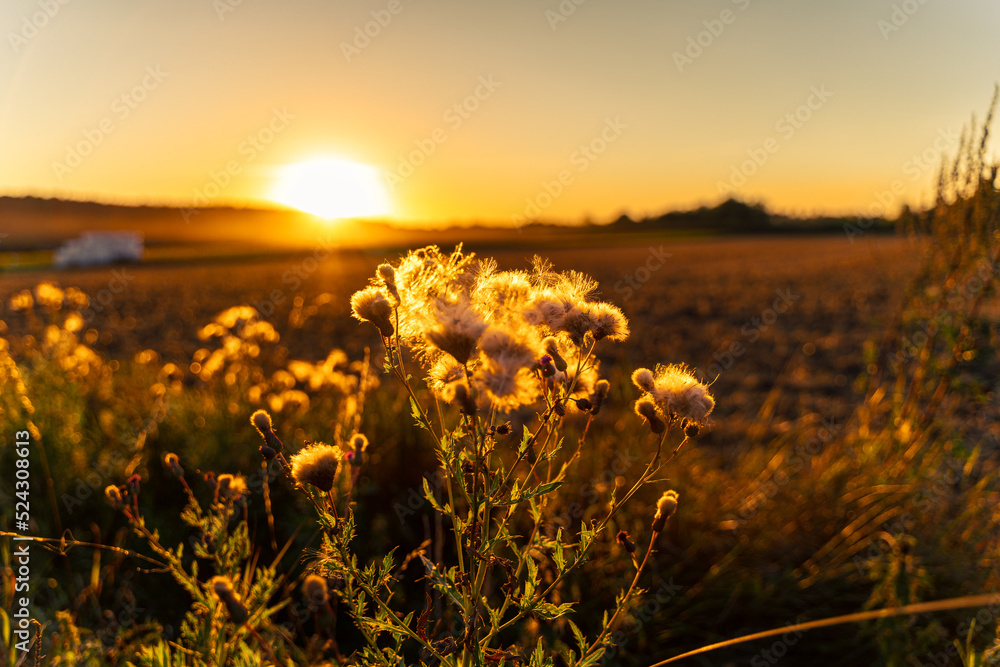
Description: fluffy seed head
xmin=351 ymin=287 xmax=395 ymax=338
xmin=631 ymin=368 xmax=656 ymax=393
xmin=377 ymin=263 xmax=396 ymax=285
xmin=217 ymin=474 xmax=248 ymax=501
xmin=652 ymin=489 xmax=679 ymax=532
xmin=290 ymin=443 xmax=344 ymax=492
xmin=587 ymin=303 xmax=629 ymax=341
xmin=378 ymin=263 xmax=401 ymax=305
xmin=649 ymin=365 xmax=714 ymax=423
xmin=559 ymin=307 xmax=592 ymax=346
xmin=303 ymin=574 xmax=329 ymax=610
xmin=476 ymin=327 xmax=542 ymax=409
xmin=523 ymin=297 xmax=572 ymax=331
xmin=425 ymin=297 xmax=487 ymax=364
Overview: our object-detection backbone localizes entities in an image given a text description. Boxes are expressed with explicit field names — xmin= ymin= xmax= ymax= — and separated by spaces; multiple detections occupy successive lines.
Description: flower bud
xmin=377 ymin=263 xmax=400 ymax=305
xmin=163 ymin=452 xmax=184 ymax=478
xmin=616 ymin=530 xmax=636 ymax=554
xmin=350 ymin=433 xmax=369 ymax=465
xmin=631 ymin=368 xmax=656 ymax=393
xmin=539 ymin=354 xmax=557 ymax=378
xmin=634 ymin=397 xmax=665 ymax=434
xmin=543 ymin=337 xmax=568 ymax=372
xmin=590 ymin=379 xmax=610 ymax=416
xmin=105 ymin=485 xmax=124 ymax=509
xmin=127 ymin=474 xmax=141 ymax=496
xmin=251 ymin=409 xmax=284 ymax=454
xmin=210 ymin=576 xmax=249 ymax=625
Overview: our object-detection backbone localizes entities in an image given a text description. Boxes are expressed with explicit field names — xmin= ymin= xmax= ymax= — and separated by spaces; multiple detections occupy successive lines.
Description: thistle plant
xmin=101 ymin=457 xmax=303 ymax=667
xmin=261 ymin=245 xmax=716 ymax=665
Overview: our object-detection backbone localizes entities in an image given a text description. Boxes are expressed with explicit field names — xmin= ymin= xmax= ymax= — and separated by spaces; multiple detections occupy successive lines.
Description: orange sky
xmin=1 ymin=1 xmax=999 ymax=225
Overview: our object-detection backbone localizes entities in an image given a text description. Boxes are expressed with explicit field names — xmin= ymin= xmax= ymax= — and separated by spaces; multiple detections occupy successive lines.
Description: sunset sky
xmin=1 ymin=0 xmax=998 ymax=225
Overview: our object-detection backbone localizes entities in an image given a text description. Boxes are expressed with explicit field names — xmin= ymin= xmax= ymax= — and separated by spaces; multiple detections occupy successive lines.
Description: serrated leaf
xmin=526 ymin=553 xmax=538 ymax=583
xmin=485 ymin=596 xmax=502 ymax=631
xmin=568 ymin=619 xmax=587 ymax=655
xmin=530 ymin=637 xmax=545 ymax=667
xmin=422 ymin=477 xmax=444 ymax=513
xmin=553 ymin=529 xmax=565 ymax=573
xmin=496 ymin=480 xmax=563 ymax=507
xmin=520 ymin=424 xmax=533 ymax=454
xmin=580 ymin=520 xmax=595 ymax=551
xmin=578 ymin=648 xmax=606 ymax=667
xmin=380 ymin=551 xmax=397 ymax=587
xmin=489 ymin=462 xmax=505 ymax=497
xmin=410 ymin=397 xmax=429 ymax=431
xmin=533 ymin=601 xmax=575 ymax=620
xmin=417 ymin=555 xmax=465 ymax=608
xmin=524 ymin=555 xmax=539 ymax=599
xmin=526 ymin=498 xmax=540 ymax=525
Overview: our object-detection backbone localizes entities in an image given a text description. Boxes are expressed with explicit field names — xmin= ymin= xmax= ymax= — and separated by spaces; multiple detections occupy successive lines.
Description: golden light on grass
xmin=269 ymin=157 xmax=391 ymax=221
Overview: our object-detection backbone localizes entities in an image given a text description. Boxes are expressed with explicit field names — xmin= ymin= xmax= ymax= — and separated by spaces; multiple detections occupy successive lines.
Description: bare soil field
xmin=1 ymin=233 xmax=922 ymax=451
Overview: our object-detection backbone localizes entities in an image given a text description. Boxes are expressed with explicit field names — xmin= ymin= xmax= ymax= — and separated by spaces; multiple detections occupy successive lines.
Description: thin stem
xmin=0 ymin=531 xmax=167 ymax=569
xmin=382 ymin=335 xmax=444 ymax=451
xmin=245 ymin=623 xmax=281 ymax=665
xmin=444 ymin=461 xmax=470 ymax=608
xmin=647 ymin=593 xmax=1000 ymax=666
xmin=583 ymin=531 xmax=658 ymax=658
xmin=348 ymin=595 xmax=394 ymax=667
xmin=488 ymin=430 xmax=667 ymax=640
xmin=471 ymin=411 xmax=494 ymax=601
xmin=354 ymin=576 xmax=448 ymax=664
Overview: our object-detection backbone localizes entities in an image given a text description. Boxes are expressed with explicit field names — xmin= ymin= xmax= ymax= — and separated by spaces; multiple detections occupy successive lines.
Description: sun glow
xmin=270 ymin=157 xmax=391 ymax=220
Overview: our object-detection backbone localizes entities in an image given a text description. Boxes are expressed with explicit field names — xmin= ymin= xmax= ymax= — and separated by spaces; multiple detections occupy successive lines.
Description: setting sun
xmin=269 ymin=157 xmax=392 ymax=220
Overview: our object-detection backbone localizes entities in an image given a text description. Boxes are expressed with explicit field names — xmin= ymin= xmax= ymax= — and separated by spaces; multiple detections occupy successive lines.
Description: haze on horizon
xmin=1 ymin=0 xmax=998 ymax=226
